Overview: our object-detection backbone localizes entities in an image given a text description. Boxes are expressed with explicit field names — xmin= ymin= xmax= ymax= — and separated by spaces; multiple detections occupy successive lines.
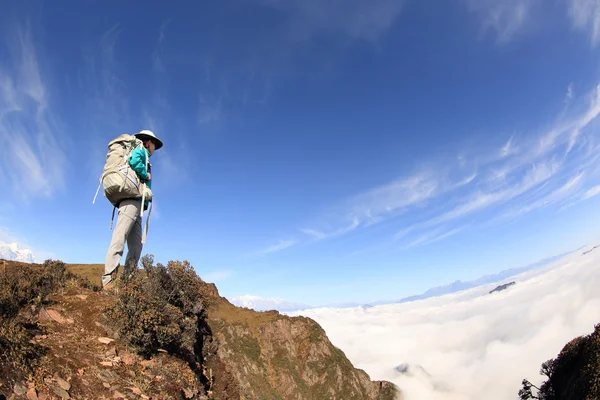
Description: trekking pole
xmin=140 ymin=182 xmax=146 ymax=218
xmin=140 ymin=148 xmax=149 ymax=219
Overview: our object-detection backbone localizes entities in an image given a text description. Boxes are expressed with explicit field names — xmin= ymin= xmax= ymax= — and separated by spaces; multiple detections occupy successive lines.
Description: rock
xmin=46 ymin=309 xmax=67 ymax=324
xmin=52 ymin=386 xmax=70 ymax=399
xmin=103 ymin=383 xmax=111 ymax=389
xmin=140 ymin=395 xmax=150 ymax=400
xmin=54 ymin=375 xmax=71 ymax=391
xmin=100 ymin=361 xmax=113 ymax=367
xmin=98 ymin=337 xmax=115 ymax=344
xmin=26 ymin=388 xmax=38 ymax=400
xmin=97 ymin=370 xmax=118 ymax=382
xmin=14 ymin=383 xmax=27 ymax=395
xmin=76 ymin=295 xmax=88 ymax=300
xmin=37 ymin=309 xmax=52 ymax=322
xmin=122 ymin=354 xmax=135 ymax=365
xmin=112 ymin=390 xmax=126 ymax=398
xmin=128 ymin=387 xmax=142 ymax=395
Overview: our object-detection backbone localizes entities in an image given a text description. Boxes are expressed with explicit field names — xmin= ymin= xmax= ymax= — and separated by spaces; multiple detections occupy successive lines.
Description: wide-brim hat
xmin=135 ymin=129 xmax=163 ymax=150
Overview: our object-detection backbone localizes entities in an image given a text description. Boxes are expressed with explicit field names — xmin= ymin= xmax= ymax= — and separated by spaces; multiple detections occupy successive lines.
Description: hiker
xmin=101 ymin=130 xmax=163 ymax=290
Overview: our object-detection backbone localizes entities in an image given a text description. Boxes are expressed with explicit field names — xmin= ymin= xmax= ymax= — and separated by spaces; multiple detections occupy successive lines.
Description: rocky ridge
xmin=0 ymin=259 xmax=400 ymax=400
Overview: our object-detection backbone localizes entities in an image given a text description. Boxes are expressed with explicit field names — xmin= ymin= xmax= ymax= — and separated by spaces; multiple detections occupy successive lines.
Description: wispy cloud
xmin=406 ymin=226 xmax=468 ymax=249
xmin=500 ymin=135 xmax=517 ymax=157
xmin=464 ymin=0 xmax=539 ymax=44
xmin=198 ymin=92 xmax=225 ymax=125
xmin=582 ymin=184 xmax=600 ymax=200
xmin=0 ymin=22 xmax=66 ymax=201
xmin=568 ymin=0 xmax=600 ymax=46
xmin=300 ymin=216 xmax=360 ymax=241
xmin=152 ymin=20 xmax=170 ymax=72
xmin=566 ymin=82 xmax=574 ymax=102
xmin=254 ymin=239 xmax=297 ymax=256
xmin=196 ymin=0 xmax=407 ymax=128
xmin=265 ymin=82 xmax=600 ymax=254
xmin=498 ymin=172 xmax=585 ymax=220
xmin=262 ymin=0 xmax=406 ymax=43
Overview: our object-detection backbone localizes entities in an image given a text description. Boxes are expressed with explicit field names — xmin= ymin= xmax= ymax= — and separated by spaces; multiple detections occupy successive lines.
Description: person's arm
xmin=129 ymin=147 xmax=150 ymax=182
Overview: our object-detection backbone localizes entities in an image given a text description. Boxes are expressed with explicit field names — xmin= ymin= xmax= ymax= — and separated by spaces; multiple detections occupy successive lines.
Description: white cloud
xmin=498 ymin=172 xmax=585 ymax=220
xmin=276 ymin=81 xmax=600 ymax=252
xmin=300 ymin=216 xmax=360 ymax=241
xmin=464 ymin=0 xmax=539 ymax=44
xmin=500 ymin=135 xmax=517 ymax=157
xmin=288 ymin=244 xmax=600 ymax=399
xmin=566 ymin=82 xmax=574 ymax=102
xmin=231 ymin=294 xmax=311 ymax=312
xmin=0 ymin=23 xmax=66 ymax=201
xmin=582 ymin=184 xmax=600 ymax=199
xmin=567 ymin=0 xmax=600 ymax=46
xmin=254 ymin=239 xmax=297 ymax=256
xmin=406 ymin=226 xmax=467 ymax=248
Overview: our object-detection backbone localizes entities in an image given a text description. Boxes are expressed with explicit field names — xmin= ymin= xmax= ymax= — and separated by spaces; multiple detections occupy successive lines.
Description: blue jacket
xmin=128 ymin=146 xmax=152 ymax=207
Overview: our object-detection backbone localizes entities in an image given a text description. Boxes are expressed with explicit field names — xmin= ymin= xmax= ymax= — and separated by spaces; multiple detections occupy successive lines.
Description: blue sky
xmin=3 ymin=0 xmax=600 ymax=307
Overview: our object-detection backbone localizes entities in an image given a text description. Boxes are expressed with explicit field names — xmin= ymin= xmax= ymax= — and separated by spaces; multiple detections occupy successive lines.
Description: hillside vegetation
xmin=0 ymin=257 xmax=399 ymax=400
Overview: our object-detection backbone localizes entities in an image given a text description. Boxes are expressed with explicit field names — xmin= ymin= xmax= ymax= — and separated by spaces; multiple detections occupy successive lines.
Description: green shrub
xmin=519 ymin=323 xmax=600 ymax=400
xmin=0 ymin=260 xmax=69 ymax=384
xmin=105 ymin=255 xmax=207 ymax=359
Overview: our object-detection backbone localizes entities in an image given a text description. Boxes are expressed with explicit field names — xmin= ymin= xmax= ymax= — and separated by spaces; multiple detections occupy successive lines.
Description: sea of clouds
xmin=287 ymin=243 xmax=600 ymax=400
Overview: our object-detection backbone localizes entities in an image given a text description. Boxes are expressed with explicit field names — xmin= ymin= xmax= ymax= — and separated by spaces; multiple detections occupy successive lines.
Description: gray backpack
xmin=93 ymin=134 xmax=154 ymax=242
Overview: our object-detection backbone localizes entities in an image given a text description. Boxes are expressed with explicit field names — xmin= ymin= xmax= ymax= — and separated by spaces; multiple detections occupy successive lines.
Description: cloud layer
xmin=231 ymin=294 xmax=311 ymax=312
xmin=288 ymin=244 xmax=600 ymax=399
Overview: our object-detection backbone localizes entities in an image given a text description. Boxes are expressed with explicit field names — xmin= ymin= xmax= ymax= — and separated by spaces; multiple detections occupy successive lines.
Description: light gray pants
xmin=103 ymin=199 xmax=143 ymax=286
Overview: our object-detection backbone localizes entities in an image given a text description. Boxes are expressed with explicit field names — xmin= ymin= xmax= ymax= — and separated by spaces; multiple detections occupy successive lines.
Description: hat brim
xmin=135 ymin=134 xmax=163 ymax=150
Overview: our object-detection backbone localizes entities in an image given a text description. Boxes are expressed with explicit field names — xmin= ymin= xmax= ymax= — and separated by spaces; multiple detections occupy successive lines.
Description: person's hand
xmin=147 ymin=173 xmax=152 ymax=181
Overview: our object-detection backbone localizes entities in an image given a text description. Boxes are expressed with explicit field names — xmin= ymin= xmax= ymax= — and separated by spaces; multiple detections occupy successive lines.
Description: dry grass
xmin=65 ymin=263 xmax=103 ymax=287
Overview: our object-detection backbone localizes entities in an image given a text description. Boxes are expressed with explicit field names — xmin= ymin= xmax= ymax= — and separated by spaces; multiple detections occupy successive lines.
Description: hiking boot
xmin=102 ymin=270 xmax=120 ymax=293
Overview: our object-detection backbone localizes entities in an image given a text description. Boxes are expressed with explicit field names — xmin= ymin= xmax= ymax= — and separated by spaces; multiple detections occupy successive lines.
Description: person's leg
xmin=124 ymin=213 xmax=143 ymax=273
xmin=102 ymin=200 xmax=141 ymax=286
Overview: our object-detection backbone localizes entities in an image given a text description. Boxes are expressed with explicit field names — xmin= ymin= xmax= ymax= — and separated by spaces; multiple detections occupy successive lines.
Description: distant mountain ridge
xmin=378 ymin=252 xmax=570 ymax=306
xmin=0 ymin=241 xmax=36 ymax=263
xmin=320 ymin=252 xmax=572 ymax=310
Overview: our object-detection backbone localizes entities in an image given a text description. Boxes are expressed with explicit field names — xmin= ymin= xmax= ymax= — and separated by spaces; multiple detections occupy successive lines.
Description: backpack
xmin=92 ymin=134 xmax=154 ymax=243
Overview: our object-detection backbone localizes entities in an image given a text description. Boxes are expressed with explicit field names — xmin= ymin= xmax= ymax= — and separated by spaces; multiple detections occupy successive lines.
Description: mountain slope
xmin=0 ymin=259 xmax=400 ymax=400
